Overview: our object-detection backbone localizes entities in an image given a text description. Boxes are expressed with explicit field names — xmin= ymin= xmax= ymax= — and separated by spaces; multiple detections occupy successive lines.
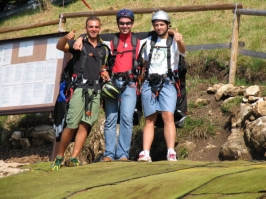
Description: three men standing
xmin=52 ymin=9 xmax=186 ymax=169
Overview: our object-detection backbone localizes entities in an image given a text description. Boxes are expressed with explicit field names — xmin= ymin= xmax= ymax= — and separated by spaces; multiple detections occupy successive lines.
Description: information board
xmin=0 ymin=32 xmax=69 ymax=115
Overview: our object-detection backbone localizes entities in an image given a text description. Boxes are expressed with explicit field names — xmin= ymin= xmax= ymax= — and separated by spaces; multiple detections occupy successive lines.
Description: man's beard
xmin=157 ymin=29 xmax=168 ymax=37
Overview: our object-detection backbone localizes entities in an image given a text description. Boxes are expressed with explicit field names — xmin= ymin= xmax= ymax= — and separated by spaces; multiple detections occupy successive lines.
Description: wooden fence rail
xmin=60 ymin=4 xmax=243 ymax=19
xmin=0 ymin=20 xmax=63 ymax=34
xmin=186 ymin=42 xmax=245 ymax=51
xmin=0 ymin=4 xmax=243 ymax=34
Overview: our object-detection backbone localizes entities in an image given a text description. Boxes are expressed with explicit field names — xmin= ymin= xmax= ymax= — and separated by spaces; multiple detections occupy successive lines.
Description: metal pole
xmin=236 ymin=9 xmax=266 ymax=16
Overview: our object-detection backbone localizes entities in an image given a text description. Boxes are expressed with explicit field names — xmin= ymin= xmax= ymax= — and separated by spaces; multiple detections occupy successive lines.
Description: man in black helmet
xmin=138 ymin=10 xmax=186 ymax=162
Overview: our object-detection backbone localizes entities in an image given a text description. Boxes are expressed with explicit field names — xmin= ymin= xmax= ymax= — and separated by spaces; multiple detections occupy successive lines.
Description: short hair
xmin=86 ymin=16 xmax=101 ymax=27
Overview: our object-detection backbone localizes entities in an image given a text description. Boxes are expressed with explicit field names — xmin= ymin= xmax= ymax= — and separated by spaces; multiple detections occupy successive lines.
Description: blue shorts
xmin=141 ymin=79 xmax=177 ymax=117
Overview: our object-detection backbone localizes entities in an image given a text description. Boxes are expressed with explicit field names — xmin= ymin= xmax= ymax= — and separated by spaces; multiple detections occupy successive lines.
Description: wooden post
xmin=229 ymin=14 xmax=240 ymax=85
xmin=51 ymin=138 xmax=60 ymax=161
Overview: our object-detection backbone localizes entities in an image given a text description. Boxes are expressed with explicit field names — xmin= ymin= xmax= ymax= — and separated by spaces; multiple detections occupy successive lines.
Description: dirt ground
xmin=0 ymin=60 xmax=236 ymax=165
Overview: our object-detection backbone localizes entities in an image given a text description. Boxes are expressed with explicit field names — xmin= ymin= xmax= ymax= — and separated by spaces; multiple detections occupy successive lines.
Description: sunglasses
xmin=118 ymin=21 xmax=132 ymax=26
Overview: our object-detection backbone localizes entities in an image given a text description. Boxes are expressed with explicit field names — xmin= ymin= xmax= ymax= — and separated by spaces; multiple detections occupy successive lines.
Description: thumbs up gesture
xmin=66 ymin=28 xmax=76 ymax=40
xmin=174 ymin=29 xmax=183 ymax=43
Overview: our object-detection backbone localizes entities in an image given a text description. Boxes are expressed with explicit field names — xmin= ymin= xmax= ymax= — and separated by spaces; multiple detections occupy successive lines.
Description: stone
xmin=215 ymin=84 xmax=234 ymax=101
xmin=195 ymin=98 xmax=210 ymax=106
xmin=254 ymin=101 xmax=266 ymax=117
xmin=244 ymin=85 xmax=260 ymax=97
xmin=29 ymin=125 xmax=54 ymax=143
xmin=219 ymin=128 xmax=248 ymax=160
xmin=20 ymin=138 xmax=31 ymax=148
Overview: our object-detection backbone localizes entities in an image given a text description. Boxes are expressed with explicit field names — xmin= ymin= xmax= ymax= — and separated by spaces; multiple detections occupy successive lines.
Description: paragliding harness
xmin=145 ymin=34 xmax=188 ymax=128
xmin=67 ymin=45 xmax=105 ymax=117
xmin=107 ymin=32 xmax=143 ymax=125
xmin=53 ymin=43 xmax=108 ymax=141
xmin=108 ymin=32 xmax=142 ymax=92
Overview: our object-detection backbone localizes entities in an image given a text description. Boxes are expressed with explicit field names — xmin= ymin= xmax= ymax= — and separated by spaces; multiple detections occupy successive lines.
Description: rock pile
xmin=207 ymin=84 xmax=266 ymax=160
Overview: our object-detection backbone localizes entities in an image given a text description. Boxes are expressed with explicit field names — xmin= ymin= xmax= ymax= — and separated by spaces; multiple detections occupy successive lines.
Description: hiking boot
xmin=102 ymin=156 xmax=113 ymax=162
xmin=138 ymin=151 xmax=152 ymax=162
xmin=51 ymin=156 xmax=64 ymax=171
xmin=69 ymin=157 xmax=79 ymax=167
xmin=167 ymin=152 xmax=177 ymax=161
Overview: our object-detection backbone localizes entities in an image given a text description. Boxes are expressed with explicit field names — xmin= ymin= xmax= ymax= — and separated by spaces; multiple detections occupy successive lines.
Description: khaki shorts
xmin=66 ymin=88 xmax=101 ymax=129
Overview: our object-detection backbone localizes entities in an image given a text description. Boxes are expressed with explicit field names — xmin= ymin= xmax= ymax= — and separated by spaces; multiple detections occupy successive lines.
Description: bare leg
xmin=161 ymin=111 xmax=176 ymax=148
xmin=72 ymin=122 xmax=89 ymax=157
xmin=142 ymin=113 xmax=158 ymax=150
xmin=57 ymin=127 xmax=77 ymax=157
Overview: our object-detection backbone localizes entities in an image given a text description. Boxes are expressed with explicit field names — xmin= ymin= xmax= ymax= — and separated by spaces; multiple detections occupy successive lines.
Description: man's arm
xmin=73 ymin=33 xmax=115 ymax=51
xmin=73 ymin=33 xmax=86 ymax=51
xmin=57 ymin=29 xmax=76 ymax=52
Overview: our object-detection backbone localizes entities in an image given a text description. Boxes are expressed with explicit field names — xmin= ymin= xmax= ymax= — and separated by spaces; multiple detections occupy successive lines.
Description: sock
xmin=144 ymin=150 xmax=150 ymax=156
xmin=167 ymin=148 xmax=175 ymax=154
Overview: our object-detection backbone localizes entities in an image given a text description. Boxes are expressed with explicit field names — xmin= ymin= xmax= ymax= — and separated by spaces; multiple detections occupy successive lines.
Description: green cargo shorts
xmin=66 ymin=88 xmax=101 ymax=129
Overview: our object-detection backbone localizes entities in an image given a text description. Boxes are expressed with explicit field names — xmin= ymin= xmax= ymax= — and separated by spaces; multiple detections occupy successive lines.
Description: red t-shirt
xmin=99 ymin=32 xmax=153 ymax=73
xmin=112 ymin=33 xmax=137 ymax=73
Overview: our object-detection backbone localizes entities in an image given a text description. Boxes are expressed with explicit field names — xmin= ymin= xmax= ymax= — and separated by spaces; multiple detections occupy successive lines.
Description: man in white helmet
xmin=138 ymin=10 xmax=186 ymax=162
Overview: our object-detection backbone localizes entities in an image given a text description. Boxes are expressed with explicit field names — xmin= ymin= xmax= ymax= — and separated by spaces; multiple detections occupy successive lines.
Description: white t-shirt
xmin=143 ymin=36 xmax=185 ymax=75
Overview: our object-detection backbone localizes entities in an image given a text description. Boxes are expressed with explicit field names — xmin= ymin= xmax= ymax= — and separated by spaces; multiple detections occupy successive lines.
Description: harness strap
xmin=151 ymin=81 xmax=165 ymax=98
xmin=146 ymin=34 xmax=175 ymax=97
xmin=111 ymin=33 xmax=138 ymax=73
xmin=79 ymin=46 xmax=87 ymax=75
xmin=112 ymin=70 xmax=135 ymax=94
xmin=80 ymin=81 xmax=99 ymax=117
xmin=147 ymin=34 xmax=173 ymax=78
xmin=166 ymin=36 xmax=173 ymax=79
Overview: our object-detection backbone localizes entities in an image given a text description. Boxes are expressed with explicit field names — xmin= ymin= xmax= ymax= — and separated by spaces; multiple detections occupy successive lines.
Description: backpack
xmin=147 ymin=34 xmax=188 ymax=128
xmin=107 ymin=32 xmax=143 ymax=126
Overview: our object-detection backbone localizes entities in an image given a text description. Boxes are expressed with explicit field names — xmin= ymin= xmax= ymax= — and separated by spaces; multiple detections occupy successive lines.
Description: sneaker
xmin=51 ymin=156 xmax=64 ymax=171
xmin=138 ymin=151 xmax=152 ymax=162
xmin=69 ymin=157 xmax=79 ymax=167
xmin=167 ymin=152 xmax=177 ymax=161
xmin=102 ymin=156 xmax=113 ymax=162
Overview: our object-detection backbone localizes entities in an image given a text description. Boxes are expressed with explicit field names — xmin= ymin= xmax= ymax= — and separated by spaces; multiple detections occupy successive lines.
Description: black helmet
xmin=101 ymin=81 xmax=120 ymax=101
xmin=116 ymin=9 xmax=134 ymax=22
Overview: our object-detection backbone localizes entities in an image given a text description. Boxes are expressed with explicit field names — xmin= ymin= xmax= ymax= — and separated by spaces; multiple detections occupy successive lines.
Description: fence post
xmin=229 ymin=13 xmax=240 ymax=85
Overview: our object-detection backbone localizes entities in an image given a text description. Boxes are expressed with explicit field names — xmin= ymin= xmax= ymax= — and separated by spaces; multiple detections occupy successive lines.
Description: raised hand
xmin=66 ymin=28 xmax=76 ymax=40
xmin=174 ymin=29 xmax=183 ymax=43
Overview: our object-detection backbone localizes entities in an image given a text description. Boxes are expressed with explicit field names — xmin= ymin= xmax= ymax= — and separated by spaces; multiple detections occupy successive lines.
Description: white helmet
xmin=151 ymin=10 xmax=171 ymax=23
